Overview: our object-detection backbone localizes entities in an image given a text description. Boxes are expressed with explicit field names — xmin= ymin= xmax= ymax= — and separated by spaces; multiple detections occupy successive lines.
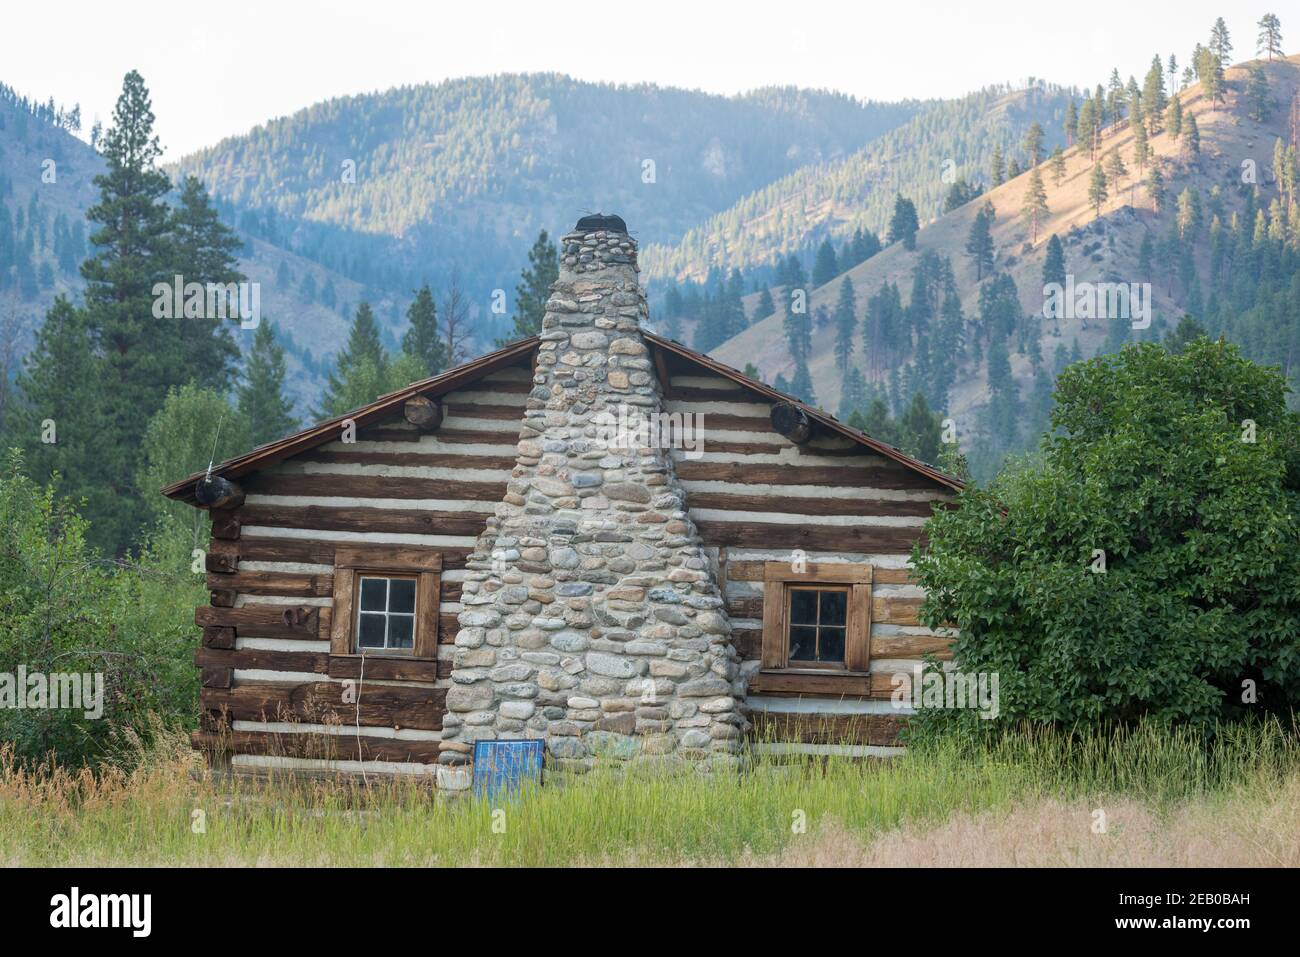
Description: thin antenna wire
xmin=206 ymin=409 xmax=226 ymax=480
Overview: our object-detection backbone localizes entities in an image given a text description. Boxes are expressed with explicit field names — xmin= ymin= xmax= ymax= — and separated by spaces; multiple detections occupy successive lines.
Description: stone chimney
xmin=441 ymin=214 xmax=743 ymax=771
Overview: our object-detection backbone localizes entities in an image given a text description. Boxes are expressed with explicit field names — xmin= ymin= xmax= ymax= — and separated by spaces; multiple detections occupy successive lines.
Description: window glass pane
xmin=358 ymin=612 xmax=386 ymax=647
xmin=788 ymin=625 xmax=817 ymax=661
xmin=820 ymin=589 xmax=848 ymax=626
xmin=389 ymin=614 xmax=414 ymax=649
xmin=818 ymin=626 xmax=846 ymax=663
xmin=360 ymin=578 xmax=388 ymax=611
xmin=789 ymin=589 xmax=818 ymax=625
xmin=389 ymin=578 xmax=416 ymax=614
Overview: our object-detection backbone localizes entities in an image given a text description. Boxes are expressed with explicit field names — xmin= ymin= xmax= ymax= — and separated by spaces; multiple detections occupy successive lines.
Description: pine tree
xmin=789 ymin=358 xmax=816 ymax=405
xmin=1210 ymin=17 xmax=1233 ymax=68
xmin=500 ymin=229 xmax=558 ymax=343
xmin=1246 ymin=65 xmax=1272 ymax=122
xmin=1022 ymin=122 xmax=1045 ymax=167
xmin=755 ymin=287 xmax=775 ymax=321
xmin=1042 ymin=234 xmax=1067 ymax=291
xmin=238 ymin=321 xmax=298 ymax=445
xmin=318 ymin=302 xmax=388 ymax=417
xmin=1258 ymin=13 xmax=1283 ymax=60
xmin=1077 ymin=97 xmax=1098 ymax=161
xmin=1064 ymin=100 xmax=1078 ymax=148
xmin=812 ymin=238 xmax=839 ymax=287
xmin=169 ymin=174 xmax=244 ymax=389
xmin=965 ymin=201 xmax=996 ymax=280
xmin=1132 ymin=112 xmax=1150 ymax=174
xmin=76 ymin=71 xmax=218 ymax=550
xmin=888 ymin=195 xmax=920 ymax=250
xmin=1020 ymin=166 xmax=1050 ymax=244
xmin=1142 ymin=57 xmax=1167 ymax=135
xmin=1165 ymin=95 xmax=1183 ymax=139
xmin=990 ymin=145 xmax=1005 ymax=187
xmin=1049 ymin=146 xmax=1066 ymax=187
xmin=401 ymin=283 xmax=447 ymax=377
xmin=1183 ymin=114 xmax=1201 ymax=160
xmin=1147 ymin=166 xmax=1167 ymax=212
xmin=1088 ymin=163 xmax=1109 ymax=217
xmin=1105 ymin=148 xmax=1128 ymax=202
xmin=832 ymin=277 xmax=857 ymax=374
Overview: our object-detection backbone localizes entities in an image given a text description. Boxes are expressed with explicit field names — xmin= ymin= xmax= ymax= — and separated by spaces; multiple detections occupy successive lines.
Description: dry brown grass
xmin=740 ymin=776 xmax=1300 ymax=867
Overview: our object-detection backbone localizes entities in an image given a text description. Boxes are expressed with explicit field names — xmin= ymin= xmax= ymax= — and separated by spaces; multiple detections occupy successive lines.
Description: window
xmin=330 ymin=547 xmax=441 ymax=659
xmin=761 ymin=562 xmax=872 ymax=673
xmin=356 ymin=575 xmax=417 ymax=651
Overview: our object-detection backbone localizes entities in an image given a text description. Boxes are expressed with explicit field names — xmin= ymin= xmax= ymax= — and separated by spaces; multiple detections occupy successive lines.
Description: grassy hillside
xmin=714 ymin=54 xmax=1300 ymax=474
xmin=643 ymin=83 xmax=1072 ymax=282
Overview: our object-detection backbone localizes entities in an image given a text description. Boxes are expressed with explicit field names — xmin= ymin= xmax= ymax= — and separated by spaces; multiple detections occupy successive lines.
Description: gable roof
xmin=162 ymin=332 xmax=964 ymax=505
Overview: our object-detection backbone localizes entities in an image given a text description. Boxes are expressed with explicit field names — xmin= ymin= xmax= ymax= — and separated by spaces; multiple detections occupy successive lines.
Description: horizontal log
xmin=192 ymin=729 xmax=441 ymax=764
xmin=334 ymin=546 xmax=442 ymax=572
xmin=194 ymin=605 xmax=328 ymax=640
xmin=677 ymin=460 xmax=932 ymax=491
xmin=747 ymin=711 xmax=903 ymax=747
xmin=209 ymin=588 xmax=236 ymax=608
xmin=873 ymin=597 xmax=923 ymax=627
xmin=201 ymin=681 xmax=445 ymax=731
xmin=195 ymin=646 xmax=329 ymax=675
xmin=300 ymin=450 xmax=517 ymax=470
xmin=233 ymin=536 xmax=468 ymax=569
xmin=747 ymin=671 xmax=896 ymax=699
xmin=726 ymin=561 xmax=915 ymax=584
xmin=870 ymin=634 xmax=953 ymax=661
xmin=355 ymin=426 xmax=515 ymax=445
xmin=238 ymin=504 xmax=490 ymax=538
xmin=206 ymin=570 xmax=333 ymax=597
xmin=444 ymin=402 xmax=524 ymax=420
xmin=244 ymin=472 xmax=508 ymax=502
xmin=695 ymin=519 xmax=923 ymax=553
xmin=689 ymin=491 xmax=940 ymax=518
xmin=326 ymin=656 xmax=441 ymax=683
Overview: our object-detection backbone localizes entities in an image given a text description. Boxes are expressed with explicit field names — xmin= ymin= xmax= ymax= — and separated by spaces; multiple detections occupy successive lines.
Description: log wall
xmin=661 ymin=357 xmax=958 ymax=752
xmin=193 ymin=366 xmax=531 ymax=776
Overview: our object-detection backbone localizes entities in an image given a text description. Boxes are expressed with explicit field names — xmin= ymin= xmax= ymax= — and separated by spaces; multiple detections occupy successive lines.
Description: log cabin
xmin=162 ymin=214 xmax=963 ymax=787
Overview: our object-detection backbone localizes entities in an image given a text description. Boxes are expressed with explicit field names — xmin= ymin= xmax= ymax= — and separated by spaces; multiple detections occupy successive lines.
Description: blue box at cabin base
xmin=472 ymin=739 xmax=544 ymax=799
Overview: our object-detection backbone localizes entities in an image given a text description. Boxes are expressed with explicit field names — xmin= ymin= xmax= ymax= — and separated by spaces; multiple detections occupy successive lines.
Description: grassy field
xmin=1 ymin=719 xmax=1297 ymax=867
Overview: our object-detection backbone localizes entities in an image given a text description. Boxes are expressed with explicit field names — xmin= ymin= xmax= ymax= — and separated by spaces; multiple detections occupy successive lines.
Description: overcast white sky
xmin=3 ymin=1 xmax=1282 ymax=159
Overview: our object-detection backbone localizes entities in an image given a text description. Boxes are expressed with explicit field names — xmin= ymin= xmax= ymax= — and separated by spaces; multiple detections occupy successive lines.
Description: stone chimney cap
xmin=575 ymin=213 xmax=627 ymax=233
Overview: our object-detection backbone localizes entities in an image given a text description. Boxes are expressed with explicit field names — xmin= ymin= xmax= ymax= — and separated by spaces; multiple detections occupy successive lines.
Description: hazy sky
xmin=4 ymin=1 xmax=1281 ymax=159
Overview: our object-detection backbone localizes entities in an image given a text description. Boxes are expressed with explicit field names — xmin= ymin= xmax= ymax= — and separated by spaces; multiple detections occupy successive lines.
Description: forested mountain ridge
xmin=642 ymin=83 xmax=1073 ymax=282
xmin=713 ymin=51 xmax=1300 ymax=478
xmin=172 ymin=75 xmax=923 ymax=327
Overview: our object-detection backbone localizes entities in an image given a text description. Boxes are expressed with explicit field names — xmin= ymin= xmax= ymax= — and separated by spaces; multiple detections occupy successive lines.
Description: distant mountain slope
xmin=643 ymin=83 xmax=1073 ymax=282
xmin=173 ymin=75 xmax=923 ymax=336
xmin=713 ymin=54 xmax=1300 ymax=473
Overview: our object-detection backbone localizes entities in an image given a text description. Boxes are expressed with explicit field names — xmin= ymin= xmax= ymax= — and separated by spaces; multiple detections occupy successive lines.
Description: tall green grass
xmin=1 ymin=717 xmax=1295 ymax=866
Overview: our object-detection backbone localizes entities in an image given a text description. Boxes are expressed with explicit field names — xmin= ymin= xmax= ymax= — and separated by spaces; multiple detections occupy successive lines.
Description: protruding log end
xmin=771 ymin=402 xmax=813 ymax=445
xmin=404 ymin=395 xmax=443 ymax=431
xmin=195 ymin=474 xmax=245 ymax=510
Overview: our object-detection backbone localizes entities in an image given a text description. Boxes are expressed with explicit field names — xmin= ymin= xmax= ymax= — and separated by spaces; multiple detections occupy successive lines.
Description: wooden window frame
xmin=330 ymin=547 xmax=441 ymax=660
xmin=761 ymin=561 xmax=872 ymax=674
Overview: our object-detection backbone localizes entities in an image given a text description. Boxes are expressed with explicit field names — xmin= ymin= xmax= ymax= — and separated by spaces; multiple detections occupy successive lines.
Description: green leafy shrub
xmin=913 ymin=339 xmax=1300 ymax=726
xmin=0 ymin=451 xmax=204 ymax=767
